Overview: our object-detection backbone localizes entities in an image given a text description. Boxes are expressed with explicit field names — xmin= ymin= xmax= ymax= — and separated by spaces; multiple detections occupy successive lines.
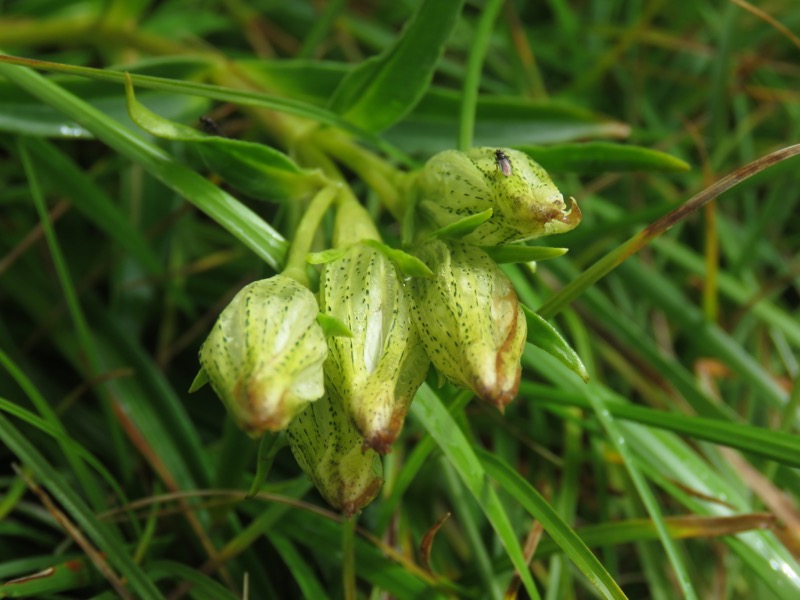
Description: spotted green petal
xmin=198 ymin=275 xmax=327 ymax=436
xmin=287 ymin=392 xmax=383 ymax=516
xmin=415 ymin=147 xmax=581 ymax=245
xmin=409 ymin=240 xmax=527 ymax=411
xmin=320 ymin=243 xmax=429 ymax=453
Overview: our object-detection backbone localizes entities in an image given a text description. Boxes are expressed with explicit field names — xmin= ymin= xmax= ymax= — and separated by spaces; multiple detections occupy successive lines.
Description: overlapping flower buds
xmin=409 ymin=239 xmax=527 ymax=411
xmin=198 ymin=147 xmax=578 ymax=515
xmin=414 ymin=147 xmax=581 ymax=245
xmin=198 ymin=275 xmax=327 ymax=436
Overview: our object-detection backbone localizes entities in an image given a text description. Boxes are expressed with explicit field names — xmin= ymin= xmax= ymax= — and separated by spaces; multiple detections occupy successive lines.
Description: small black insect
xmin=495 ymin=149 xmax=512 ymax=177
xmin=199 ymin=115 xmax=220 ymax=136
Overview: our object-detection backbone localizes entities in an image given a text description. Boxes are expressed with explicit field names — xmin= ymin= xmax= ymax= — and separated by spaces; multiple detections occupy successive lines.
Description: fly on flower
xmin=495 ymin=149 xmax=512 ymax=177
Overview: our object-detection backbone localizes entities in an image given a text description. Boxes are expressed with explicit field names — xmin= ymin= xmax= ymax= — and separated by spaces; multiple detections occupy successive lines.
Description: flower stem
xmin=312 ymin=128 xmax=408 ymax=220
xmin=282 ymin=184 xmax=340 ymax=285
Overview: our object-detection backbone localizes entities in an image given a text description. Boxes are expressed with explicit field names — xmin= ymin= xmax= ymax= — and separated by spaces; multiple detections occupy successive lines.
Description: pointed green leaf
xmin=478 ymin=448 xmax=627 ymax=600
xmin=519 ymin=142 xmax=691 ymax=174
xmin=316 ymin=314 xmax=354 ymax=338
xmin=430 ymin=208 xmax=493 ymax=240
xmin=188 ymin=367 xmax=209 ymax=393
xmin=411 ymin=385 xmax=540 ymax=599
xmin=362 ymin=239 xmax=434 ymax=278
xmin=483 ymin=245 xmax=568 ymax=264
xmin=328 ymin=0 xmax=464 ymax=132
xmin=307 ymin=247 xmax=351 ymax=265
xmin=522 ymin=305 xmax=589 ymax=382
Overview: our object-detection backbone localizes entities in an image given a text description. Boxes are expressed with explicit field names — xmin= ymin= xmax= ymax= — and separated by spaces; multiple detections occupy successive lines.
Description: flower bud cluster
xmin=406 ymin=147 xmax=580 ymax=410
xmin=197 ymin=147 xmax=577 ymax=514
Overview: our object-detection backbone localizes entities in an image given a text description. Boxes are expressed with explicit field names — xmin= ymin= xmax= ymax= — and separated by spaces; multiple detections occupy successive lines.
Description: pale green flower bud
xmin=409 ymin=240 xmax=527 ymax=411
xmin=288 ymin=392 xmax=383 ymax=516
xmin=415 ymin=147 xmax=581 ymax=245
xmin=198 ymin=275 xmax=327 ymax=436
xmin=320 ymin=243 xmax=429 ymax=453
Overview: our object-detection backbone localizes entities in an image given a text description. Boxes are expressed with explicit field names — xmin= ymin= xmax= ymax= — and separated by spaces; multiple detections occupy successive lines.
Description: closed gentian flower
xmin=287 ymin=392 xmax=383 ymax=516
xmin=198 ymin=275 xmax=327 ymax=436
xmin=414 ymin=147 xmax=581 ymax=245
xmin=320 ymin=242 xmax=429 ymax=454
xmin=409 ymin=239 xmax=527 ymax=411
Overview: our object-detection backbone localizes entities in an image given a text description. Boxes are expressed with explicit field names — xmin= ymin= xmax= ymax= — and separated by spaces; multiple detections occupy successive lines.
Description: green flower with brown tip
xmin=317 ymin=197 xmax=429 ymax=454
xmin=414 ymin=147 xmax=581 ymax=245
xmin=320 ymin=242 xmax=429 ymax=454
xmin=287 ymin=392 xmax=383 ymax=517
xmin=198 ymin=275 xmax=327 ymax=436
xmin=409 ymin=239 xmax=527 ymax=411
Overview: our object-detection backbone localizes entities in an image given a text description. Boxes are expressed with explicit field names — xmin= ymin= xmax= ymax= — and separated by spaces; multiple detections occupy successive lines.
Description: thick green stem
xmin=282 ymin=185 xmax=340 ymax=286
xmin=312 ymin=128 xmax=408 ymax=220
xmin=342 ymin=516 xmax=357 ymax=600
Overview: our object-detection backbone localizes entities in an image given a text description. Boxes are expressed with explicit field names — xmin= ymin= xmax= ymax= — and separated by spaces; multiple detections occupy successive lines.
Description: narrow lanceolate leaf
xmin=519 ymin=142 xmax=691 ymax=173
xmin=361 ymin=239 xmax=433 ymax=278
xmin=328 ymin=0 xmax=464 ymax=132
xmin=521 ymin=306 xmax=589 ymax=382
xmin=483 ymin=245 xmax=568 ymax=264
xmin=124 ymin=74 xmax=326 ymax=202
xmin=429 ymin=208 xmax=494 ymax=240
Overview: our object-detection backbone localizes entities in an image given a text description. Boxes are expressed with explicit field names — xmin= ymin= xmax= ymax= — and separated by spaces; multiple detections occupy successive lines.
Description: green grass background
xmin=0 ymin=1 xmax=799 ymax=598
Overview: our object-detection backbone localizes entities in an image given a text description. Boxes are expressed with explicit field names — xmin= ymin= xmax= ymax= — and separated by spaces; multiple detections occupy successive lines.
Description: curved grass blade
xmin=526 ymin=347 xmax=800 ymax=599
xmin=538 ymin=144 xmax=800 ymax=320
xmin=21 ymin=136 xmax=163 ymax=275
xmin=477 ymin=449 xmax=627 ymax=600
xmin=524 ymin=383 xmax=800 ymax=468
xmin=144 ymin=561 xmax=239 ymax=600
xmin=521 ymin=308 xmax=589 ymax=382
xmin=0 ymin=60 xmax=288 ymax=269
xmin=124 ymin=75 xmax=327 ymax=202
xmin=267 ymin=533 xmax=332 ymax=600
xmin=0 ymin=414 xmax=164 ymax=599
xmin=411 ymin=384 xmax=542 ymax=600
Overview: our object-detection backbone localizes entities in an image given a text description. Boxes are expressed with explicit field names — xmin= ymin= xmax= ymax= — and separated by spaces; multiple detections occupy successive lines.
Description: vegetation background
xmin=0 ymin=0 xmax=799 ymax=598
